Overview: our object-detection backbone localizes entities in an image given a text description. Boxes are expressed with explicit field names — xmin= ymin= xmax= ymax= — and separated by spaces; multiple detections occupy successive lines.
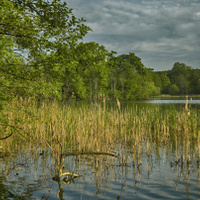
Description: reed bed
xmin=1 ymin=98 xmax=200 ymax=188
xmin=0 ymin=99 xmax=199 ymax=160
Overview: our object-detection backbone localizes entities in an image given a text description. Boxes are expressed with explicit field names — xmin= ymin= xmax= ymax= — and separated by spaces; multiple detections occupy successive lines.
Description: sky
xmin=67 ymin=0 xmax=200 ymax=71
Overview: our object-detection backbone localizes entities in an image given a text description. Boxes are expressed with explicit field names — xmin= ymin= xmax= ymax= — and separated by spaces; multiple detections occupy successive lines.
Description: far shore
xmin=153 ymin=94 xmax=200 ymax=98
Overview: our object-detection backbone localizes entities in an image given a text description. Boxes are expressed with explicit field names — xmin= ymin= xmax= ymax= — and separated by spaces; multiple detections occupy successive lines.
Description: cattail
xmin=185 ymin=95 xmax=188 ymax=110
xmin=187 ymin=109 xmax=190 ymax=116
xmin=103 ymin=97 xmax=106 ymax=112
xmin=116 ymin=99 xmax=120 ymax=110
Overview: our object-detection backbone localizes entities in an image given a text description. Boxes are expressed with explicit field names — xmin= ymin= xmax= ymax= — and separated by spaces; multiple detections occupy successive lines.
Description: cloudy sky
xmin=67 ymin=0 xmax=200 ymax=71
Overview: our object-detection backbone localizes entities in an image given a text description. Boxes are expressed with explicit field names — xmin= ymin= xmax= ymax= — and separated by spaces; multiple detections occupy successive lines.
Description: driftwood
xmin=52 ymin=150 xmax=118 ymax=182
xmin=62 ymin=151 xmax=119 ymax=158
xmin=53 ymin=171 xmax=80 ymax=182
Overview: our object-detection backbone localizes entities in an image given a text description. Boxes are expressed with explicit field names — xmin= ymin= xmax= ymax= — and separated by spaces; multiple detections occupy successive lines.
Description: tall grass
xmin=1 ymin=99 xmax=199 ymax=156
xmin=1 ymin=98 xmax=200 ymax=187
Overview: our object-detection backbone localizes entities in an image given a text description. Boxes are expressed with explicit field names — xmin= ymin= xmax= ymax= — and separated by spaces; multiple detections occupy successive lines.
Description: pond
xmin=107 ymin=96 xmax=200 ymax=106
xmin=1 ymin=97 xmax=200 ymax=199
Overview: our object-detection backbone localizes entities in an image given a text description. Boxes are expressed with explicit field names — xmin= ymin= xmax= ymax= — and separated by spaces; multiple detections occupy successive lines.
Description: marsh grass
xmin=0 ymin=98 xmax=199 ymax=165
xmin=1 ymin=98 xmax=200 ymax=191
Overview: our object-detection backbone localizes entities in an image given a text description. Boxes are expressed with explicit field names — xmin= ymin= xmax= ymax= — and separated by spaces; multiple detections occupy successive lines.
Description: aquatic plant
xmin=1 ymin=99 xmax=199 ymax=156
xmin=1 ymin=98 xmax=200 ymax=198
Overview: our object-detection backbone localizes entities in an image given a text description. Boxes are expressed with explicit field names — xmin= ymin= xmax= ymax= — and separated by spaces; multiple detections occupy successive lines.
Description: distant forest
xmin=152 ymin=62 xmax=200 ymax=96
xmin=105 ymin=53 xmax=200 ymax=100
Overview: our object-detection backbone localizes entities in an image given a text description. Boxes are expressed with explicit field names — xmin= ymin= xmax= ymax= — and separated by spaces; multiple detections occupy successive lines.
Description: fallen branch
xmin=62 ymin=151 xmax=119 ymax=158
xmin=53 ymin=151 xmax=118 ymax=183
xmin=0 ymin=132 xmax=13 ymax=140
xmin=0 ymin=123 xmax=32 ymax=142
xmin=53 ymin=171 xmax=80 ymax=182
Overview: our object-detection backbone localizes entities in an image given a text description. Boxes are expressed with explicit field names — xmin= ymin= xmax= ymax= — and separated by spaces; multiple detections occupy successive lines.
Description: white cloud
xmin=67 ymin=0 xmax=200 ymax=70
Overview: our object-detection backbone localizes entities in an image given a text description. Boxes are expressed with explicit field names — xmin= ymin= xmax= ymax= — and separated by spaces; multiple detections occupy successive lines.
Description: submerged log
xmin=62 ymin=151 xmax=119 ymax=157
xmin=52 ymin=150 xmax=118 ymax=182
xmin=53 ymin=172 xmax=80 ymax=182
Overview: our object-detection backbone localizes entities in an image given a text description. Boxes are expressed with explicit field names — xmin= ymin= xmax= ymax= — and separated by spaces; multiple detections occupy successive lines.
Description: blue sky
xmin=67 ymin=0 xmax=200 ymax=71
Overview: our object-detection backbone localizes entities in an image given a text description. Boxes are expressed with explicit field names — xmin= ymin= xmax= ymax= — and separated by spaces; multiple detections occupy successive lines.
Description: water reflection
xmin=1 ymin=138 xmax=200 ymax=200
xmin=146 ymin=99 xmax=200 ymax=104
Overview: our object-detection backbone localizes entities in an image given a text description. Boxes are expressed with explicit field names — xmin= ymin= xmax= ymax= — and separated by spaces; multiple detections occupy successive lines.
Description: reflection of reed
xmin=1 ymin=99 xmax=200 ymax=198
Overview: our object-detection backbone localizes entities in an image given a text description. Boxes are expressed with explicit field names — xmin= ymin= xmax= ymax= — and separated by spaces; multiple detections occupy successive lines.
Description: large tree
xmin=0 ymin=0 xmax=90 ymax=102
xmin=109 ymin=53 xmax=159 ymax=100
xmin=73 ymin=42 xmax=112 ymax=100
xmin=0 ymin=0 xmax=90 ymax=138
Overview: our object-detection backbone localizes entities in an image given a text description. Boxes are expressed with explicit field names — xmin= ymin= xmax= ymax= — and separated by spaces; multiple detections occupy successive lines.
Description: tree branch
xmin=0 ymin=68 xmax=34 ymax=81
xmin=0 ymin=131 xmax=13 ymax=140
xmin=63 ymin=151 xmax=118 ymax=157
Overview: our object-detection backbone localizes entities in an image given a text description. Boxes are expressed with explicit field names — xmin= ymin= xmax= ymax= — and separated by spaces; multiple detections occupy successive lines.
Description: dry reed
xmin=1 ymin=98 xmax=200 ymax=189
xmin=0 ymin=98 xmax=199 ymax=165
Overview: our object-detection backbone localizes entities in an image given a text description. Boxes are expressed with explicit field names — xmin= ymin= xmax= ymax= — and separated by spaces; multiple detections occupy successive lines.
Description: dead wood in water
xmin=52 ymin=150 xmax=118 ymax=183
xmin=53 ymin=171 xmax=80 ymax=182
xmin=62 ymin=151 xmax=119 ymax=157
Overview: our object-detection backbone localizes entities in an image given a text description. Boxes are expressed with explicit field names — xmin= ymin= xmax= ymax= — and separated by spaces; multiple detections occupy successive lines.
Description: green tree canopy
xmin=167 ymin=62 xmax=193 ymax=94
xmin=109 ymin=53 xmax=158 ymax=99
xmin=73 ymin=42 xmax=112 ymax=100
xmin=0 ymin=0 xmax=90 ymax=104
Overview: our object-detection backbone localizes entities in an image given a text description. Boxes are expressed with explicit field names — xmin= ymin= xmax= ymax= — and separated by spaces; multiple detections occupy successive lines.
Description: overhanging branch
xmin=0 ymin=132 xmax=13 ymax=140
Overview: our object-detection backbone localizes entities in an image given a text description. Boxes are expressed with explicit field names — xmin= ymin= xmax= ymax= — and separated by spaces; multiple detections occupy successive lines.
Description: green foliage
xmin=109 ymin=53 xmax=158 ymax=99
xmin=160 ymin=73 xmax=171 ymax=93
xmin=152 ymin=72 xmax=170 ymax=94
xmin=0 ymin=0 xmax=90 ymax=104
xmin=1 ymin=0 xmax=198 ymax=117
xmin=0 ymin=0 xmax=92 ymax=137
xmin=190 ymin=69 xmax=200 ymax=94
xmin=168 ymin=84 xmax=180 ymax=95
xmin=70 ymin=42 xmax=112 ymax=100
xmin=168 ymin=62 xmax=200 ymax=95
xmin=167 ymin=62 xmax=192 ymax=94
xmin=152 ymin=62 xmax=200 ymax=95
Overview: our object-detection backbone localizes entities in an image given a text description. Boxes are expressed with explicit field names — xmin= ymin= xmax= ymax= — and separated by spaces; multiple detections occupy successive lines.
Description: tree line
xmin=0 ymin=0 xmax=199 ymax=114
xmin=152 ymin=62 xmax=200 ymax=95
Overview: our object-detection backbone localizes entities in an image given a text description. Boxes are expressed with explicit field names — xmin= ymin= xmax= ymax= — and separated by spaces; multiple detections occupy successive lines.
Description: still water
xmin=1 ymin=146 xmax=200 ymax=200
xmin=1 ymin=98 xmax=200 ymax=200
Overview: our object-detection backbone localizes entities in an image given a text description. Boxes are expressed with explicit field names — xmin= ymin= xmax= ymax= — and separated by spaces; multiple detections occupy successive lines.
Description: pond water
xmin=108 ymin=96 xmax=200 ymax=106
xmin=1 ymin=145 xmax=200 ymax=200
xmin=1 ymin=97 xmax=200 ymax=200
xmin=145 ymin=96 xmax=200 ymax=105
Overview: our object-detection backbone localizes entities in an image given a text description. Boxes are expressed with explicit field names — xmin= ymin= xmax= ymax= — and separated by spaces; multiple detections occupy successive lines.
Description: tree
xmin=176 ymin=74 xmax=190 ymax=94
xmin=168 ymin=84 xmax=180 ymax=95
xmin=63 ymin=42 xmax=112 ymax=100
xmin=167 ymin=62 xmax=193 ymax=94
xmin=160 ymin=74 xmax=171 ymax=93
xmin=0 ymin=0 xmax=90 ymax=102
xmin=0 ymin=0 xmax=90 ymax=137
xmin=152 ymin=73 xmax=162 ymax=90
xmin=109 ymin=53 xmax=158 ymax=100
xmin=152 ymin=70 xmax=171 ymax=94
xmin=190 ymin=69 xmax=200 ymax=94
